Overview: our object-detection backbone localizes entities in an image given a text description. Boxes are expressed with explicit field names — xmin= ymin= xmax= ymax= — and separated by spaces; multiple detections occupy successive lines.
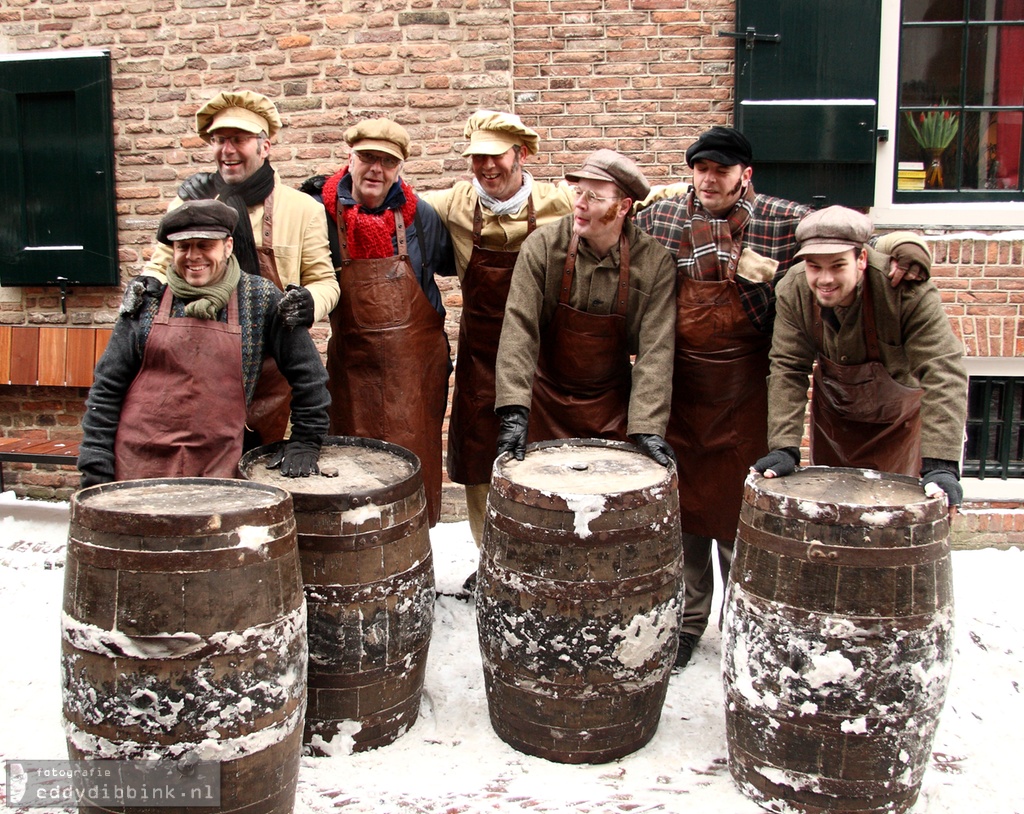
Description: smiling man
xmin=80 ymin=200 xmax=330 ymax=487
xmin=754 ymin=206 xmax=967 ymax=516
xmin=494 ymin=149 xmax=677 ymax=471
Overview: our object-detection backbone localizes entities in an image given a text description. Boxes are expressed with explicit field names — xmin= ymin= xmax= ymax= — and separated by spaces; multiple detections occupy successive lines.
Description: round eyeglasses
xmin=571 ymin=185 xmax=622 ymax=205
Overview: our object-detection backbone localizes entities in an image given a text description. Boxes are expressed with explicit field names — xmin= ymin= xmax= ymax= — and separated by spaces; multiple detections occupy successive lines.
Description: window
xmin=895 ymin=0 xmax=1024 ymax=201
xmin=963 ymin=376 xmax=1024 ymax=478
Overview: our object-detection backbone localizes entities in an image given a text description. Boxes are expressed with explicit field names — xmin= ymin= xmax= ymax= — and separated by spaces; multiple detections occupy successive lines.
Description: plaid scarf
xmin=679 ymin=183 xmax=756 ymax=281
xmin=322 ymin=167 xmax=419 ymax=259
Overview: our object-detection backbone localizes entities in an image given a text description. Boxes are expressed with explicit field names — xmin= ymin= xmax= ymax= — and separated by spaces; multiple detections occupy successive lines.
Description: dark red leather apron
xmin=244 ymin=191 xmax=293 ymax=445
xmin=114 ymin=287 xmax=246 ymax=479
xmin=447 ymin=198 xmax=536 ymax=485
xmin=667 ymin=276 xmax=771 ymax=542
xmin=327 ymin=210 xmax=449 ymax=527
xmin=528 ymin=232 xmax=632 ymax=443
xmin=809 ymin=271 xmax=923 ymax=476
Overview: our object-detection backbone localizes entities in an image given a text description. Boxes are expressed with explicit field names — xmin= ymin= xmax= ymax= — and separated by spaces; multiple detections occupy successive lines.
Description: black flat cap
xmin=157 ymin=199 xmax=239 ymax=245
xmin=685 ymin=127 xmax=753 ymax=168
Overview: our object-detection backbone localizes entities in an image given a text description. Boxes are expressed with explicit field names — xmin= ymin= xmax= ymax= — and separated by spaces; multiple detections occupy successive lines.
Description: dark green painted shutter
xmin=0 ymin=50 xmax=118 ymax=287
xmin=731 ymin=1 xmax=882 ymax=208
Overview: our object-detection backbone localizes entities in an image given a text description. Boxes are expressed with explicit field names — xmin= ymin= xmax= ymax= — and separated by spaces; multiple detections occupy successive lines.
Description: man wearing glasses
xmin=494 ymin=149 xmax=677 ymax=469
xmin=315 ymin=118 xmax=454 ymax=528
xmin=136 ymin=90 xmax=339 ymax=448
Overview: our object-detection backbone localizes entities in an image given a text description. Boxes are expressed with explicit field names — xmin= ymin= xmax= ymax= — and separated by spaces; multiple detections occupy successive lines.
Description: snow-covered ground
xmin=1 ymin=490 xmax=1021 ymax=813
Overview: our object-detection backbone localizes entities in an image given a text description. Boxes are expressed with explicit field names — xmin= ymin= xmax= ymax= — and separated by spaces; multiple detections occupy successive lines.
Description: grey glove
xmin=178 ymin=171 xmax=218 ymax=201
xmin=752 ymin=447 xmax=800 ymax=477
xmin=267 ymin=440 xmax=321 ymax=478
xmin=496 ymin=406 xmax=529 ymax=461
xmin=278 ymin=284 xmax=315 ymax=329
xmin=119 ymin=276 xmax=165 ymax=317
xmin=630 ymin=433 xmax=676 ymax=468
xmin=921 ymin=458 xmax=963 ymax=507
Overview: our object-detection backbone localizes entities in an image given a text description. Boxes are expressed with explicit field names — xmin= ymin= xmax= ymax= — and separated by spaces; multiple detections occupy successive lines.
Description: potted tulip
xmin=903 ymin=103 xmax=959 ymax=189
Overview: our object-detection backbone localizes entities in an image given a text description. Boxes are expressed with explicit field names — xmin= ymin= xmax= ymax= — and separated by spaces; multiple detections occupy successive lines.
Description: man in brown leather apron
xmin=755 ymin=206 xmax=967 ymax=521
xmin=317 ymin=119 xmax=454 ymax=528
xmin=421 ymin=111 xmax=575 ymax=558
xmin=134 ymin=90 xmax=339 ymax=449
xmin=494 ymin=149 xmax=677 ymax=470
xmin=79 ymin=200 xmax=331 ymax=487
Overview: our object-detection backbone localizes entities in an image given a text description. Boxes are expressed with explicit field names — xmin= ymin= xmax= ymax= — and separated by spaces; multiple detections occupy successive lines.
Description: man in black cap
xmin=79 ymin=199 xmax=330 ymax=487
xmin=494 ymin=149 xmax=677 ymax=467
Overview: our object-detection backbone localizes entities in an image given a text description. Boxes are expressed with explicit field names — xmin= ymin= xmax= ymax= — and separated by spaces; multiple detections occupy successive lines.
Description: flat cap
xmin=685 ymin=126 xmax=753 ymax=167
xmin=345 ymin=118 xmax=411 ymax=161
xmin=565 ymin=149 xmax=651 ymax=202
xmin=795 ymin=206 xmax=873 ymax=257
xmin=462 ymin=110 xmax=540 ymax=156
xmin=157 ymin=199 xmax=239 ymax=245
xmin=196 ymin=90 xmax=282 ymax=141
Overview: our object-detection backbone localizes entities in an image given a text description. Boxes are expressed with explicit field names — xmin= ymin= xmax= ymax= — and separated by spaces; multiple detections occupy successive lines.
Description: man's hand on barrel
xmin=921 ymin=458 xmax=963 ymax=519
xmin=277 ymin=284 xmax=315 ymax=329
xmin=496 ymin=405 xmax=529 ymax=461
xmin=630 ymin=433 xmax=676 ymax=468
xmin=751 ymin=447 xmax=800 ymax=478
xmin=267 ymin=439 xmax=321 ymax=477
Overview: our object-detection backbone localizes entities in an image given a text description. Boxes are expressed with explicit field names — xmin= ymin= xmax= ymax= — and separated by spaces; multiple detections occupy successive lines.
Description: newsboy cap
xmin=196 ymin=90 xmax=282 ymax=141
xmin=345 ymin=118 xmax=411 ymax=161
xmin=565 ymin=149 xmax=651 ymax=202
xmin=157 ymin=199 xmax=239 ymax=245
xmin=685 ymin=126 xmax=753 ymax=167
xmin=462 ymin=110 xmax=540 ymax=156
xmin=795 ymin=206 xmax=873 ymax=257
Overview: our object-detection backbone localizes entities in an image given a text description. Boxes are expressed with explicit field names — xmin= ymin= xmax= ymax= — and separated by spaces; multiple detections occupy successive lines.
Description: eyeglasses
xmin=354 ymin=151 xmax=402 ymax=170
xmin=572 ymin=185 xmax=622 ymax=205
xmin=209 ymin=134 xmax=262 ymax=149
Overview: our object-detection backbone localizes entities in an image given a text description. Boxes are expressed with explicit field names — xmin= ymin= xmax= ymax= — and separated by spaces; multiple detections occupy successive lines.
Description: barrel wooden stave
xmin=723 ymin=468 xmax=954 ymax=814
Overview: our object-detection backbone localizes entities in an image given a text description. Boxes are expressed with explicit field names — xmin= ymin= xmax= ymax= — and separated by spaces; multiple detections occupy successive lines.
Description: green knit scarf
xmin=166 ymin=254 xmax=242 ymax=319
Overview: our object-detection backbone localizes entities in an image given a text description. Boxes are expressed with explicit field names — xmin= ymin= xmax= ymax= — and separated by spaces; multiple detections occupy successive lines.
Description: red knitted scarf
xmin=322 ymin=167 xmax=419 ymax=260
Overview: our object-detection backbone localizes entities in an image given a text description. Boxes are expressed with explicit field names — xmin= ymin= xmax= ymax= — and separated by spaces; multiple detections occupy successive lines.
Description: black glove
xmin=79 ymin=471 xmax=111 ymax=489
xmin=630 ymin=433 xmax=676 ymax=467
xmin=752 ymin=447 xmax=800 ymax=477
xmin=178 ymin=171 xmax=218 ymax=201
xmin=119 ymin=276 xmax=165 ymax=318
xmin=496 ymin=406 xmax=529 ymax=461
xmin=277 ymin=284 xmax=315 ymax=329
xmin=299 ymin=174 xmax=328 ymax=197
xmin=921 ymin=458 xmax=963 ymax=507
xmin=267 ymin=440 xmax=321 ymax=478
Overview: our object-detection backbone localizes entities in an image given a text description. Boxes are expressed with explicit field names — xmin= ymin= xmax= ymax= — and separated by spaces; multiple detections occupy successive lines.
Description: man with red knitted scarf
xmin=315 ymin=118 xmax=454 ymax=528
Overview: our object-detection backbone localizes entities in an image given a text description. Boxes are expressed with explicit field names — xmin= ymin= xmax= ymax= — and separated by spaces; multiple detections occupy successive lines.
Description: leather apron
xmin=327 ymin=209 xmax=449 ymax=527
xmin=528 ymin=232 xmax=632 ymax=443
xmin=809 ymin=271 xmax=923 ymax=476
xmin=447 ymin=198 xmax=536 ymax=485
xmin=244 ymin=191 xmax=293 ymax=446
xmin=114 ymin=287 xmax=247 ymax=479
xmin=667 ymin=275 xmax=771 ymax=542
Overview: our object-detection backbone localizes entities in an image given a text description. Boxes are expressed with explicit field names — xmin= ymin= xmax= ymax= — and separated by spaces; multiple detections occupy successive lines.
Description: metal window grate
xmin=962 ymin=376 xmax=1024 ymax=479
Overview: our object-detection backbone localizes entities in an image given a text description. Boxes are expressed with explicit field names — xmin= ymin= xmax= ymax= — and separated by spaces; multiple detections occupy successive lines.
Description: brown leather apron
xmin=809 ymin=271 xmax=923 ymax=476
xmin=528 ymin=232 xmax=632 ymax=443
xmin=114 ymin=287 xmax=246 ymax=479
xmin=327 ymin=209 xmax=449 ymax=527
xmin=447 ymin=198 xmax=536 ymax=485
xmin=667 ymin=276 xmax=771 ymax=542
xmin=244 ymin=191 xmax=293 ymax=445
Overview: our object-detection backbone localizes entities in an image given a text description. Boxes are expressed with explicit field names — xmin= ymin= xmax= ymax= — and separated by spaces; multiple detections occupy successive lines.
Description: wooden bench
xmin=0 ymin=437 xmax=80 ymax=491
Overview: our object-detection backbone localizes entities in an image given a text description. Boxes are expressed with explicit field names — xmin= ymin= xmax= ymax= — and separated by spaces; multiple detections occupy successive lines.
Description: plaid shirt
xmin=635 ymin=187 xmax=810 ymax=332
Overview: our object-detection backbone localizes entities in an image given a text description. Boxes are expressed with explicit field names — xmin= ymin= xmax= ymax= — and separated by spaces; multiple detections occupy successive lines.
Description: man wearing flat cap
xmin=494 ymin=149 xmax=677 ymax=471
xmin=754 ymin=206 xmax=967 ymax=516
xmin=80 ymin=200 xmax=330 ymax=487
xmin=420 ymin=110 xmax=576 ymax=556
xmin=311 ymin=118 xmax=454 ymax=528
xmin=136 ymin=89 xmax=339 ymax=448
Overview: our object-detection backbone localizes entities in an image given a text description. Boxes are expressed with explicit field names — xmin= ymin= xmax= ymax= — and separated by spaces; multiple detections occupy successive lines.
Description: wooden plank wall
xmin=0 ymin=326 xmax=111 ymax=387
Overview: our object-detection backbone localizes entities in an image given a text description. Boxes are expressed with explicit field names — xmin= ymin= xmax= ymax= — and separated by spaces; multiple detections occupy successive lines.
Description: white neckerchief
xmin=472 ymin=171 xmax=534 ymax=217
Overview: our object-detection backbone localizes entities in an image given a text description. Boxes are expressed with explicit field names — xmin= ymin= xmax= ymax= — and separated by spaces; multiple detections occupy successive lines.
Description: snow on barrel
xmin=723 ymin=467 xmax=955 ymax=814
xmin=61 ymin=478 xmax=306 ymax=814
xmin=477 ymin=439 xmax=683 ymax=764
xmin=240 ymin=436 xmax=434 ymax=754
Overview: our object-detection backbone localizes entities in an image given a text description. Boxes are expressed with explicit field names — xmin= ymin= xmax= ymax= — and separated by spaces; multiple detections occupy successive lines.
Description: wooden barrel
xmin=61 ymin=478 xmax=306 ymax=814
xmin=240 ymin=436 xmax=434 ymax=754
xmin=723 ymin=467 xmax=955 ymax=814
xmin=477 ymin=439 xmax=683 ymax=764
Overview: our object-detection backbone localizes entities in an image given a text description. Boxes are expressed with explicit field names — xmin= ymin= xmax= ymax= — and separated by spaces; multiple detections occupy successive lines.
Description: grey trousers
xmin=680 ymin=531 xmax=734 ymax=638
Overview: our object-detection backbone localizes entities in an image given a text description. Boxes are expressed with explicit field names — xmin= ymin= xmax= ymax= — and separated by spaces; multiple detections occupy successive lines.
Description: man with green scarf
xmin=79 ymin=200 xmax=330 ymax=486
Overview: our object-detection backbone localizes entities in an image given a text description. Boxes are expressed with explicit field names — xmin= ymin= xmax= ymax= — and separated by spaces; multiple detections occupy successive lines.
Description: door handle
xmin=720 ymin=26 xmax=781 ymax=50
